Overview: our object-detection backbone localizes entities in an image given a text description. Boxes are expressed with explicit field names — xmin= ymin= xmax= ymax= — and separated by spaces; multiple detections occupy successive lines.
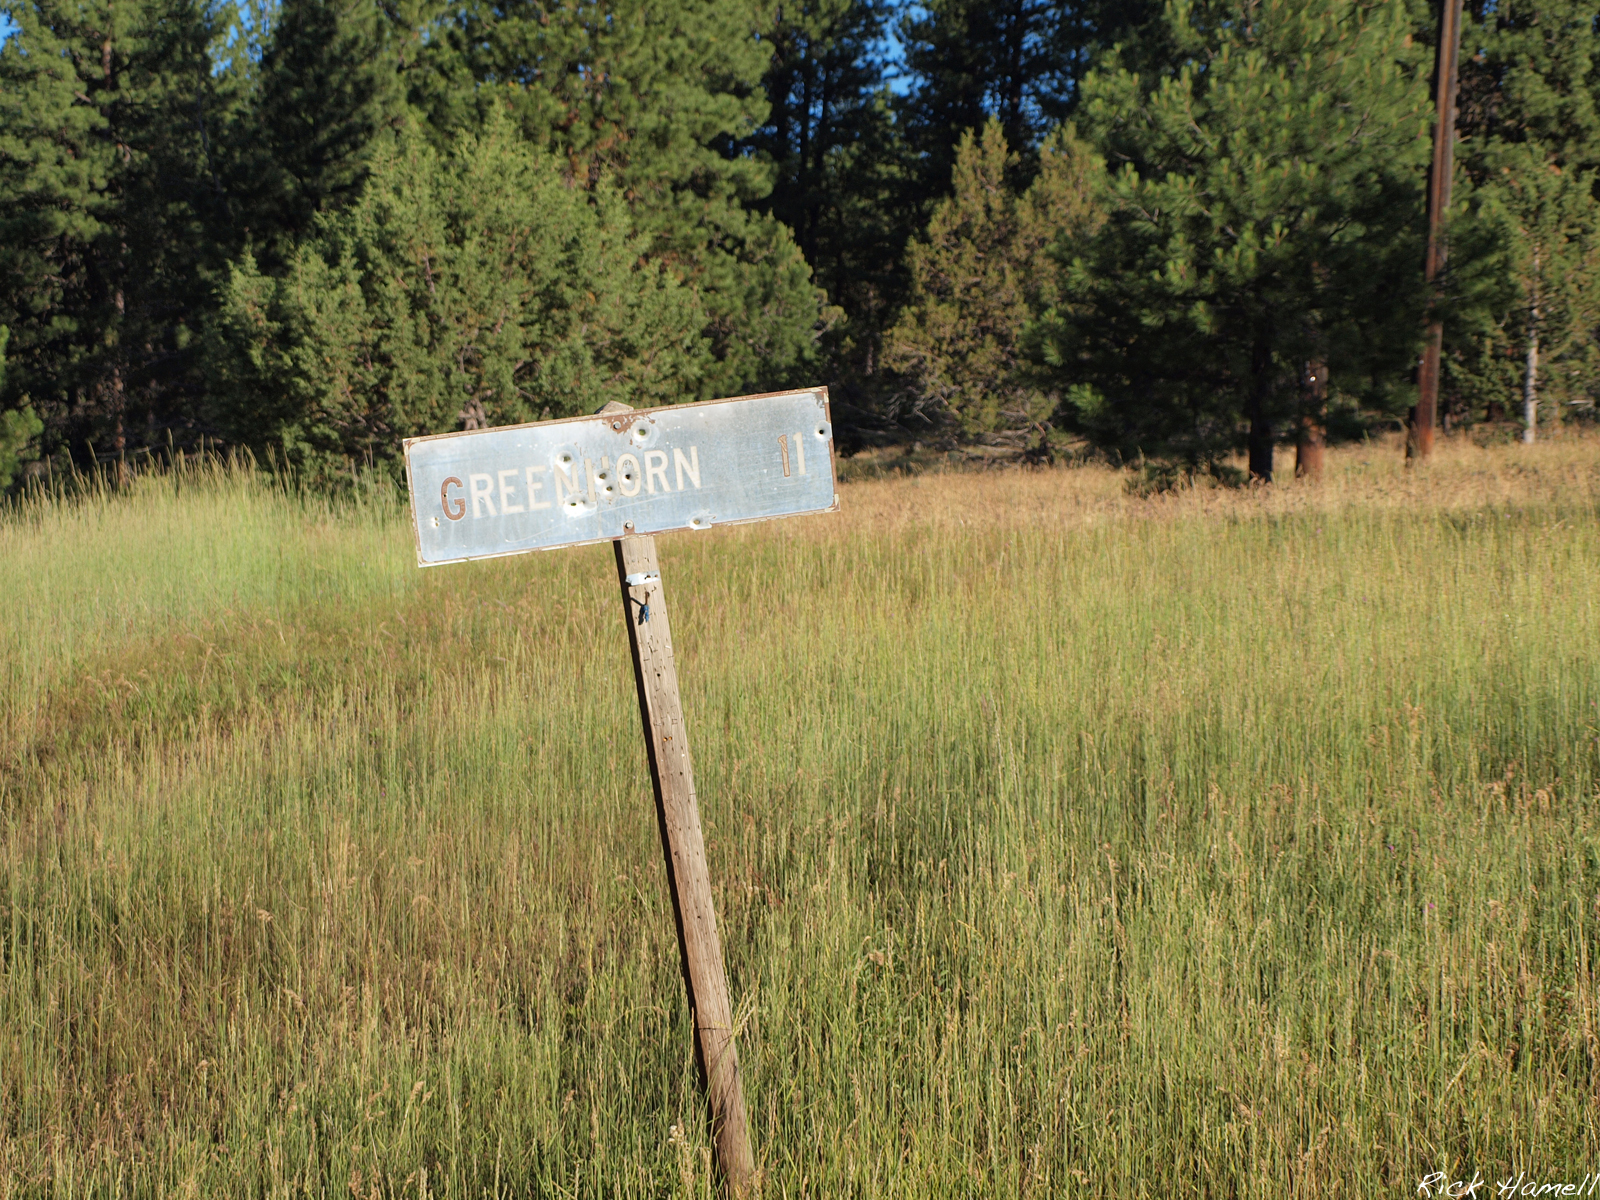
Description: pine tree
xmin=898 ymin=0 xmax=1070 ymax=181
xmin=228 ymin=0 xmax=411 ymax=273
xmin=1498 ymin=156 xmax=1600 ymax=439
xmin=883 ymin=120 xmax=1099 ymax=441
xmin=412 ymin=0 xmax=828 ymax=397
xmin=1451 ymin=0 xmax=1600 ymax=436
xmin=0 ymin=0 xmax=232 ymax=465
xmin=895 ymin=0 xmax=1143 ymax=198
xmin=205 ymin=113 xmax=710 ymax=480
xmin=0 ymin=324 xmax=44 ymax=489
xmin=1031 ymin=0 xmax=1431 ymax=480
xmin=746 ymin=0 xmax=914 ymax=403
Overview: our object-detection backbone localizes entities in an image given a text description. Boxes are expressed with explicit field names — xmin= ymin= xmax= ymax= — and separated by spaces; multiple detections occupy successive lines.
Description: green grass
xmin=2 ymin=441 xmax=1599 ymax=1197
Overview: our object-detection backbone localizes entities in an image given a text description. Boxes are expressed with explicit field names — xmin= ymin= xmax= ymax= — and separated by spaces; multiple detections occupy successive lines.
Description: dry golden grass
xmin=1 ymin=433 xmax=1597 ymax=1197
xmin=837 ymin=433 xmax=1600 ymax=531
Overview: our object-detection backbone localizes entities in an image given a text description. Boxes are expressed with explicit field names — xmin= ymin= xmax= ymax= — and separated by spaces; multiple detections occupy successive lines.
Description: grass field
xmin=2 ymin=436 xmax=1598 ymax=1197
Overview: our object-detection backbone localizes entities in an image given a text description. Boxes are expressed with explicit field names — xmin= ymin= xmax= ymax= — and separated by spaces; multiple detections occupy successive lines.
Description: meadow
xmin=1 ymin=436 xmax=1598 ymax=1197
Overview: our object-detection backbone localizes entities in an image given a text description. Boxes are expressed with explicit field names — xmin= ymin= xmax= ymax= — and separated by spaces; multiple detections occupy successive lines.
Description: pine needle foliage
xmin=0 ymin=325 xmax=43 ymax=489
xmin=204 ymin=113 xmax=709 ymax=482
xmin=414 ymin=0 xmax=829 ymax=398
xmin=883 ymin=120 xmax=1100 ymax=440
xmin=1031 ymin=0 xmax=1432 ymax=477
xmin=748 ymin=0 xmax=912 ymax=393
xmin=0 ymin=0 xmax=234 ymax=458
xmin=1451 ymin=0 xmax=1600 ymax=432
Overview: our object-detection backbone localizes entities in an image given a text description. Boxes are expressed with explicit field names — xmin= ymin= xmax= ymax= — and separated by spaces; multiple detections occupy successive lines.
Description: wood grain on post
xmin=611 ymin=516 xmax=755 ymax=1195
xmin=613 ymin=533 xmax=755 ymax=1193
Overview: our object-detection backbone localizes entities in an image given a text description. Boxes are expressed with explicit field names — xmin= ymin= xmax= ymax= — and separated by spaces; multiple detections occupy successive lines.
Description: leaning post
xmin=401 ymin=388 xmax=836 ymax=1199
xmin=603 ymin=401 xmax=755 ymax=1195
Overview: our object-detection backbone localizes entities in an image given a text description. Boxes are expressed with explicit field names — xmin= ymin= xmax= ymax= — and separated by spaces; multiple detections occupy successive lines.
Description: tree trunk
xmin=1295 ymin=359 xmax=1327 ymax=479
xmin=1296 ymin=416 xmax=1325 ymax=478
xmin=111 ymin=284 xmax=129 ymax=486
xmin=1248 ymin=411 xmax=1274 ymax=483
xmin=1248 ymin=343 xmax=1275 ymax=483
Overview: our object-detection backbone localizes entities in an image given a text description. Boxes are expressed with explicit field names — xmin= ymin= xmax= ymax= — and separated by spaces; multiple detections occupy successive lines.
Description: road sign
xmin=402 ymin=390 xmax=838 ymax=1197
xmin=403 ymin=387 xmax=836 ymax=566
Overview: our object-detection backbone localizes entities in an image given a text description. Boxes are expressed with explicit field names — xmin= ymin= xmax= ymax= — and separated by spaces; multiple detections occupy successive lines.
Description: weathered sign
xmin=403 ymin=387 xmax=836 ymax=566
xmin=402 ymin=388 xmax=838 ymax=1197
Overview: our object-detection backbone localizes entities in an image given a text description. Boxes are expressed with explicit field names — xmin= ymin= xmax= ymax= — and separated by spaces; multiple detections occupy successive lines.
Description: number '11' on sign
xmin=778 ymin=432 xmax=807 ymax=477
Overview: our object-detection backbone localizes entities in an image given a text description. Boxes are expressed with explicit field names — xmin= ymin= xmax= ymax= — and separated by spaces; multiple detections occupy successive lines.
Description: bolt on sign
xmin=403 ymin=388 xmax=837 ymax=1197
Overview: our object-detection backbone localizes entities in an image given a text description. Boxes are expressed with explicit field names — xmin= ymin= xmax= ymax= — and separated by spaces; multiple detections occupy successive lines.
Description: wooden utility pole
xmin=605 ymin=403 xmax=755 ymax=1197
xmin=1413 ymin=0 xmax=1464 ymax=460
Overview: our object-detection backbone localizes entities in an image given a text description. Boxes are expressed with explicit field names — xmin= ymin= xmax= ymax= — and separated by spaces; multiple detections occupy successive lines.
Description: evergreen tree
xmin=895 ymin=0 xmax=1143 ymax=197
xmin=0 ymin=324 xmax=44 ymax=489
xmin=747 ymin=0 xmax=914 ymax=403
xmin=755 ymin=0 xmax=894 ymax=270
xmin=899 ymin=0 xmax=1068 ymax=180
xmin=412 ymin=0 xmax=828 ymax=397
xmin=1450 ymin=0 xmax=1600 ymax=435
xmin=228 ymin=0 xmax=411 ymax=272
xmin=1495 ymin=155 xmax=1600 ymax=438
xmin=0 ymin=0 xmax=233 ymax=465
xmin=883 ymin=119 xmax=1099 ymax=441
xmin=205 ymin=114 xmax=710 ymax=480
xmin=1458 ymin=0 xmax=1600 ymax=170
xmin=1031 ymin=0 xmax=1431 ymax=480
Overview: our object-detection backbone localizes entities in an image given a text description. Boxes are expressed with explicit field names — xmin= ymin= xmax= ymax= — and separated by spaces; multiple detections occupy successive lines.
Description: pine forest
xmin=3 ymin=0 xmax=1599 ymax=487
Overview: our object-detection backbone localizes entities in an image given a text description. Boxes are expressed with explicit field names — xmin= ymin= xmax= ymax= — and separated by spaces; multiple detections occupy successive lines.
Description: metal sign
xmin=403 ymin=388 xmax=836 ymax=566
xmin=401 ymin=389 xmax=833 ymax=1190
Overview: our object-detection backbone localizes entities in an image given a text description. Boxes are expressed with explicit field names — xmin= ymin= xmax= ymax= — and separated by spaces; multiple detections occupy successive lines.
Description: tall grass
xmin=2 ymin=438 xmax=1598 ymax=1197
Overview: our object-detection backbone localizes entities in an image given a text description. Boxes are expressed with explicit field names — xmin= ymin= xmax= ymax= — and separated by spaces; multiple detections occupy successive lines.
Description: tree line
xmin=1 ymin=0 xmax=1596 ymax=490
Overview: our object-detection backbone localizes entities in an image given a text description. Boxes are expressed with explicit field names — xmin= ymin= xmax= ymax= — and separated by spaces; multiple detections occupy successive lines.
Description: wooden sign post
xmin=402 ymin=389 xmax=837 ymax=1196
xmin=614 ymin=527 xmax=754 ymax=1189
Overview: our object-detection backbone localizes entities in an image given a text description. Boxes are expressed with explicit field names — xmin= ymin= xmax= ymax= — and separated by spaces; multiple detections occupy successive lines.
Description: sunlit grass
xmin=2 ymin=435 xmax=1598 ymax=1196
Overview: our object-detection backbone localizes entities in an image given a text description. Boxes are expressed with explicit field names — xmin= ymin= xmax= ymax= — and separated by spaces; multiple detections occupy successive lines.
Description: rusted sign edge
xmin=403 ymin=386 xmax=837 ymax=568
xmin=401 ymin=386 xmax=830 ymax=452
xmin=403 ymin=443 xmax=429 ymax=566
